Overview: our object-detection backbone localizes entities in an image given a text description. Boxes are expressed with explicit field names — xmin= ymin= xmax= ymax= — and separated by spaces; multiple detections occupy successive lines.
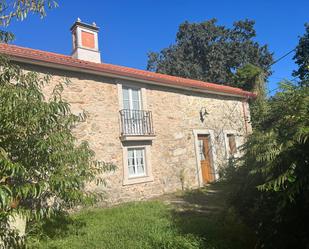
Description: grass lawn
xmin=29 ymin=183 xmax=256 ymax=249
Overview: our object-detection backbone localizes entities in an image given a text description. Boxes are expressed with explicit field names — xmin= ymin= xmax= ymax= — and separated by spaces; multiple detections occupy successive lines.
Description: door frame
xmin=193 ymin=129 xmax=218 ymax=187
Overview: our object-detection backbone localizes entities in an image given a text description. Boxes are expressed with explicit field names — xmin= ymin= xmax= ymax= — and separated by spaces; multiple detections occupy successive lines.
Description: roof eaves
xmin=0 ymin=43 xmax=256 ymax=99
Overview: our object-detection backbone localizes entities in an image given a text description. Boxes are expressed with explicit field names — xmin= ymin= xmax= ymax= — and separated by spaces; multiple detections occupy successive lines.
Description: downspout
xmin=242 ymin=96 xmax=249 ymax=136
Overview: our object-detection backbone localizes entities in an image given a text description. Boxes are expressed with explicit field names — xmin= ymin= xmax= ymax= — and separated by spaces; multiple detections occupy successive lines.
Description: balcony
xmin=119 ymin=109 xmax=155 ymax=141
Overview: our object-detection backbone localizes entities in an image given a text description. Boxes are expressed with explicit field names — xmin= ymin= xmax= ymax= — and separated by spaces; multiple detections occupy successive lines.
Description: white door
xmin=122 ymin=87 xmax=142 ymax=134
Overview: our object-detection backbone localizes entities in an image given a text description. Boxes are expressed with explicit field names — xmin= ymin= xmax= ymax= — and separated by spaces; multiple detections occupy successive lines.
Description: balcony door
xmin=122 ymin=86 xmax=144 ymax=135
xmin=122 ymin=87 xmax=141 ymax=111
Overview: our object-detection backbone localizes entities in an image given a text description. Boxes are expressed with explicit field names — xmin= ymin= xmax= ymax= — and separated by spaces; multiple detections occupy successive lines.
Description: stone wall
xmin=21 ymin=63 xmax=251 ymax=204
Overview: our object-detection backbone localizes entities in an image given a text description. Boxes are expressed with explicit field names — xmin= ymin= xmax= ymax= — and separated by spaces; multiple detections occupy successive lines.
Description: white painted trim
xmin=117 ymin=83 xmax=123 ymax=110
xmin=122 ymin=144 xmax=153 ymax=185
xmin=193 ymin=129 xmax=218 ymax=186
xmin=120 ymin=135 xmax=156 ymax=141
xmin=117 ymin=83 xmax=123 ymax=135
xmin=223 ymin=130 xmax=241 ymax=159
xmin=141 ymin=87 xmax=147 ymax=110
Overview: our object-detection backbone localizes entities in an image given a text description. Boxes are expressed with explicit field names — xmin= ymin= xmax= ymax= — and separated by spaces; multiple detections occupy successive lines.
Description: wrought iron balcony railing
xmin=119 ymin=109 xmax=154 ymax=136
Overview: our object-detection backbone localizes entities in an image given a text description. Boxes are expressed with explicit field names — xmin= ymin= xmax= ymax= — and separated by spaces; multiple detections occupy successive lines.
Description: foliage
xmin=233 ymin=63 xmax=268 ymax=130
xmin=233 ymin=64 xmax=265 ymax=94
xmin=226 ymin=81 xmax=309 ymax=249
xmin=147 ymin=19 xmax=273 ymax=90
xmin=0 ymin=58 xmax=114 ymax=248
xmin=0 ymin=0 xmax=58 ymax=42
xmin=293 ymin=23 xmax=309 ymax=82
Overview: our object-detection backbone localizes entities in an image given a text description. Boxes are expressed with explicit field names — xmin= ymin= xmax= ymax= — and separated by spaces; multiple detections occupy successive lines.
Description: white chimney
xmin=70 ymin=18 xmax=101 ymax=63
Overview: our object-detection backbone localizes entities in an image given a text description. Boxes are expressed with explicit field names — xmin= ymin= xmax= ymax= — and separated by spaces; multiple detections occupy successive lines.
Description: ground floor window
xmin=128 ymin=147 xmax=146 ymax=178
xmin=227 ymin=134 xmax=237 ymax=156
xmin=122 ymin=142 xmax=154 ymax=185
xmin=224 ymin=131 xmax=239 ymax=158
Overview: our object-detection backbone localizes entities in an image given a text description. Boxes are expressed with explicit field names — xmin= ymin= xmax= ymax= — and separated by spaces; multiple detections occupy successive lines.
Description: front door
xmin=197 ymin=135 xmax=214 ymax=183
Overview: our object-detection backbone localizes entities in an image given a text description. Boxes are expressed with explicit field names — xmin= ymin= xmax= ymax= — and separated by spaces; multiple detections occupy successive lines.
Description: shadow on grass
xmin=170 ymin=181 xmax=256 ymax=249
xmin=28 ymin=212 xmax=86 ymax=240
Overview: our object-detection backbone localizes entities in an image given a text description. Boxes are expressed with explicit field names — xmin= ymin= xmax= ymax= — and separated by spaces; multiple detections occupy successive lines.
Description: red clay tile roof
xmin=0 ymin=43 xmax=256 ymax=98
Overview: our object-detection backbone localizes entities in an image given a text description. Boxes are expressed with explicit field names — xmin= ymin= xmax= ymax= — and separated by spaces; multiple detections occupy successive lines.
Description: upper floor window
xmin=122 ymin=87 xmax=141 ymax=110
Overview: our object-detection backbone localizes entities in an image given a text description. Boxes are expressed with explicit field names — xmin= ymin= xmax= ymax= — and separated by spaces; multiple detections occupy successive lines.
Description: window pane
xmin=123 ymin=88 xmax=130 ymax=109
xmin=132 ymin=88 xmax=141 ymax=110
xmin=123 ymin=100 xmax=130 ymax=110
xmin=228 ymin=134 xmax=237 ymax=156
xmin=123 ymin=87 xmax=129 ymax=100
xmin=128 ymin=149 xmax=134 ymax=159
xmin=136 ymin=149 xmax=143 ymax=158
xmin=128 ymin=166 xmax=135 ymax=176
xmin=137 ymin=164 xmax=144 ymax=175
xmin=127 ymin=148 xmax=145 ymax=177
xmin=132 ymin=100 xmax=140 ymax=110
xmin=131 ymin=89 xmax=140 ymax=102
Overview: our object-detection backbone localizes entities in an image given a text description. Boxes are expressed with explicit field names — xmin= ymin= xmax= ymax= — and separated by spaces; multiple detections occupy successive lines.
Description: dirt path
xmin=157 ymin=182 xmax=229 ymax=214
xmin=154 ymin=182 xmax=256 ymax=249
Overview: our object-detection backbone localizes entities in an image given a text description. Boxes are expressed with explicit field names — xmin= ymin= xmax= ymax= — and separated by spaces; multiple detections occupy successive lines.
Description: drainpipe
xmin=242 ymin=96 xmax=249 ymax=136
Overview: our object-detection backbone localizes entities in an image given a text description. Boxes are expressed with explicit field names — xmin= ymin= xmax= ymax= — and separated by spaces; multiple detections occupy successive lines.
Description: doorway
xmin=197 ymin=134 xmax=215 ymax=184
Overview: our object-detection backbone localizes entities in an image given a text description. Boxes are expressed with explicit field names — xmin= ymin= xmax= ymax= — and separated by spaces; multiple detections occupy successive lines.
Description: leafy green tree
xmin=0 ymin=1 xmax=114 ymax=248
xmin=0 ymin=0 xmax=58 ymax=42
xmin=293 ymin=23 xmax=309 ymax=82
xmin=233 ymin=64 xmax=269 ymax=130
xmin=147 ymin=19 xmax=273 ymax=90
xmin=226 ymin=24 xmax=309 ymax=249
xmin=0 ymin=58 xmax=114 ymax=248
xmin=228 ymin=82 xmax=309 ymax=249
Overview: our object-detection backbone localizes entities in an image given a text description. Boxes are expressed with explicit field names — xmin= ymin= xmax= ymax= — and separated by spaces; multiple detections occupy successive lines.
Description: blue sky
xmin=6 ymin=0 xmax=309 ymax=93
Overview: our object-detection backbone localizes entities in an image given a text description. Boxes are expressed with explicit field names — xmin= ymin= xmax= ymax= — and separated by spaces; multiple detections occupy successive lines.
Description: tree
xmin=0 ymin=1 xmax=114 ymax=248
xmin=233 ymin=63 xmax=269 ymax=130
xmin=0 ymin=0 xmax=58 ymax=42
xmin=147 ymin=19 xmax=273 ymax=91
xmin=229 ymin=82 xmax=309 ymax=249
xmin=225 ymin=24 xmax=309 ymax=249
xmin=0 ymin=58 xmax=114 ymax=248
xmin=293 ymin=23 xmax=309 ymax=82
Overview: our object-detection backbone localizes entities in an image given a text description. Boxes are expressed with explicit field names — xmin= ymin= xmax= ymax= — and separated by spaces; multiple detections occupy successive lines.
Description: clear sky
xmin=5 ymin=0 xmax=309 ymax=93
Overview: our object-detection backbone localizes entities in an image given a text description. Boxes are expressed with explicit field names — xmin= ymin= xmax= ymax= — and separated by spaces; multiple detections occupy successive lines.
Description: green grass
xmin=28 ymin=183 xmax=255 ymax=249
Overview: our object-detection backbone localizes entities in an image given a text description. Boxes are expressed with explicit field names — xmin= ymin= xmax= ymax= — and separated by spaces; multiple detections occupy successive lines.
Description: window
xmin=127 ymin=147 xmax=146 ymax=178
xmin=122 ymin=87 xmax=141 ymax=110
xmin=122 ymin=143 xmax=154 ymax=185
xmin=227 ymin=134 xmax=237 ymax=156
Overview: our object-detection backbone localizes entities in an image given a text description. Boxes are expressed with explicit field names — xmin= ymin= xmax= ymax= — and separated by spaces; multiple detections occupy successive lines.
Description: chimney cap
xmin=70 ymin=19 xmax=99 ymax=32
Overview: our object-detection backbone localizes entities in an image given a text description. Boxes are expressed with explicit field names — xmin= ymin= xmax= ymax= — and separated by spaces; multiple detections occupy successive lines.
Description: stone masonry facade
xmin=22 ymin=63 xmax=251 ymax=204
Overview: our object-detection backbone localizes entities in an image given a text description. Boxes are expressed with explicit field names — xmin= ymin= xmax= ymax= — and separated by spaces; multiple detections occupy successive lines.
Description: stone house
xmin=0 ymin=20 xmax=255 ymax=203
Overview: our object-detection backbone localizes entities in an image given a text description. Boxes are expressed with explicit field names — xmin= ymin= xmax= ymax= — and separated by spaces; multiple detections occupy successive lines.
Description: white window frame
xmin=193 ymin=129 xmax=218 ymax=187
xmin=117 ymin=82 xmax=147 ymax=111
xmin=122 ymin=144 xmax=153 ymax=185
xmin=127 ymin=147 xmax=146 ymax=178
xmin=223 ymin=130 xmax=241 ymax=159
xmin=122 ymin=86 xmax=142 ymax=110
